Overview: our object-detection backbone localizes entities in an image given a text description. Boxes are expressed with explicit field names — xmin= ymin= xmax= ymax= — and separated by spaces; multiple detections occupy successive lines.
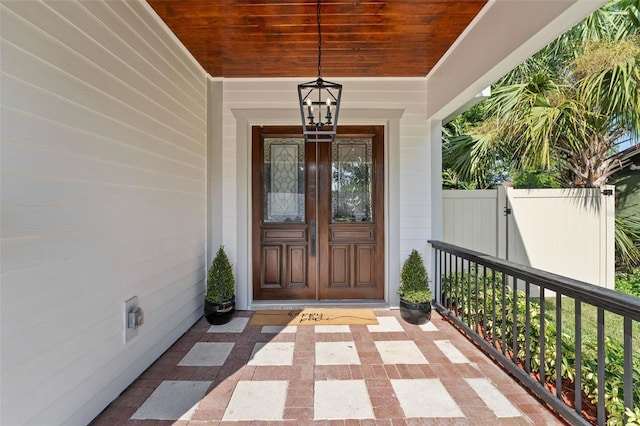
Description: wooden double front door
xmin=252 ymin=125 xmax=385 ymax=300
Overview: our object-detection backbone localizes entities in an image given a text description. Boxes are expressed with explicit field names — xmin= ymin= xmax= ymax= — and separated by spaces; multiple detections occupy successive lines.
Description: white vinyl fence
xmin=443 ymin=186 xmax=615 ymax=289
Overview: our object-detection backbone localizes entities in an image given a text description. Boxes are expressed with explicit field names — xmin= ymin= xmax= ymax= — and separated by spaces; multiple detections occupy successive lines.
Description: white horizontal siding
xmin=0 ymin=1 xmax=207 ymax=425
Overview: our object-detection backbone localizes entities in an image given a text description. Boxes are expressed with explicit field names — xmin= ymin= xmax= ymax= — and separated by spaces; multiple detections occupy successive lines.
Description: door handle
xmin=310 ymin=220 xmax=316 ymax=257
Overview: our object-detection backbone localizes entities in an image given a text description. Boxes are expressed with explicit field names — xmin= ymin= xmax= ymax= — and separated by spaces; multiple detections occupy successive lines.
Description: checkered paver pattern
xmin=91 ymin=310 xmax=565 ymax=425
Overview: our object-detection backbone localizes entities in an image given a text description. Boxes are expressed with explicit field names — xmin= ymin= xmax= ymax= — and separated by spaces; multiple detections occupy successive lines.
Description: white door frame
xmin=231 ymin=108 xmax=404 ymax=310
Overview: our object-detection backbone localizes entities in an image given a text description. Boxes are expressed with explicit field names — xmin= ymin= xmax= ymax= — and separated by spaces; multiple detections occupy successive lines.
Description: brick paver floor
xmin=91 ymin=310 xmax=566 ymax=425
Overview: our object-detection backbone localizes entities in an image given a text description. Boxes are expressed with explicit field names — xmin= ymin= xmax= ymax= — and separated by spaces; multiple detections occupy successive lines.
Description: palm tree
xmin=488 ymin=37 xmax=640 ymax=188
xmin=443 ymin=0 xmax=640 ymax=188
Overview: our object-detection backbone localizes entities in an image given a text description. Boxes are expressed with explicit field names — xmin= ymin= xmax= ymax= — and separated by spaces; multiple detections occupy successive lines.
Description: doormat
xmin=249 ymin=308 xmax=379 ymax=326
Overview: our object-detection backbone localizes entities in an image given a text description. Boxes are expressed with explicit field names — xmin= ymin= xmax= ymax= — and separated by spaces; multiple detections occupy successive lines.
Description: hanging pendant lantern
xmin=298 ymin=0 xmax=342 ymax=143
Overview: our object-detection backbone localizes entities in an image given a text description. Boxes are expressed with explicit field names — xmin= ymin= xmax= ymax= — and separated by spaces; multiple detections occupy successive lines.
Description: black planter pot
xmin=399 ymin=299 xmax=432 ymax=325
xmin=204 ymin=298 xmax=235 ymax=325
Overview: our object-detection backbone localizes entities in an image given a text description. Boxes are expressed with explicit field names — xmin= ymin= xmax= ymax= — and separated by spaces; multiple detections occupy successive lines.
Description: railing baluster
xmin=467 ymin=259 xmax=472 ymax=328
xmin=492 ymin=270 xmax=497 ymax=348
xmin=434 ymin=249 xmax=440 ymax=301
xmin=623 ymin=317 xmax=632 ymax=425
xmin=513 ymin=276 xmax=518 ymax=363
xmin=482 ymin=265 xmax=487 ymax=342
xmin=445 ymin=252 xmax=451 ymax=306
xmin=525 ymin=281 xmax=531 ymax=374
xmin=501 ymin=272 xmax=507 ymax=356
xmin=597 ymin=308 xmax=605 ymax=426
xmin=474 ymin=262 xmax=479 ymax=334
xmin=574 ymin=299 xmax=582 ymax=416
xmin=462 ymin=259 xmax=467 ymax=325
xmin=454 ymin=254 xmax=459 ymax=315
xmin=556 ymin=292 xmax=562 ymax=399
xmin=540 ymin=286 xmax=546 ymax=386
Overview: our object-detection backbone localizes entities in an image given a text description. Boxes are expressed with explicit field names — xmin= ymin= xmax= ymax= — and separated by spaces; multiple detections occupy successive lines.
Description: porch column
xmin=430 ymin=119 xmax=443 ymax=293
xmin=207 ymin=79 xmax=224 ymax=265
xmin=430 ymin=119 xmax=443 ymax=241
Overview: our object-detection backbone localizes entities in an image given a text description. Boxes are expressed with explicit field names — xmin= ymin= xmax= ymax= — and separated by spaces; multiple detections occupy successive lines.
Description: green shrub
xmin=398 ymin=250 xmax=432 ymax=303
xmin=513 ymin=170 xmax=562 ymax=188
xmin=205 ymin=246 xmax=235 ymax=304
xmin=615 ymin=267 xmax=640 ymax=298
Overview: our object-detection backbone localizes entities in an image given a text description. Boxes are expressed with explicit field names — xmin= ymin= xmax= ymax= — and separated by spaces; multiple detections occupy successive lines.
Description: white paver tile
xmin=316 ymin=341 xmax=360 ymax=365
xmin=131 ymin=380 xmax=211 ymax=420
xmin=434 ymin=340 xmax=470 ymax=364
xmin=375 ymin=340 xmax=428 ymax=364
xmin=314 ymin=380 xmax=374 ymax=420
xmin=248 ymin=341 xmax=295 ymax=366
xmin=419 ymin=321 xmax=438 ymax=331
xmin=261 ymin=325 xmax=297 ymax=334
xmin=466 ymin=378 xmax=522 ymax=417
xmin=367 ymin=316 xmax=404 ymax=332
xmin=391 ymin=379 xmax=464 ymax=418
xmin=315 ymin=325 xmax=351 ymax=333
xmin=178 ymin=342 xmax=234 ymax=366
xmin=223 ymin=380 xmax=287 ymax=420
xmin=207 ymin=317 xmax=249 ymax=333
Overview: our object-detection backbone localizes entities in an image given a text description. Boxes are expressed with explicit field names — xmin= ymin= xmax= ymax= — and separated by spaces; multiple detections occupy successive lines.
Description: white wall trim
xmin=207 ymin=79 xmax=223 ymax=264
xmin=231 ymin=108 xmax=404 ymax=310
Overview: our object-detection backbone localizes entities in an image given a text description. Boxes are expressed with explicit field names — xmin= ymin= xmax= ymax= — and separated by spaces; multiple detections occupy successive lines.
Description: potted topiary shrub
xmin=204 ymin=245 xmax=236 ymax=325
xmin=397 ymin=249 xmax=432 ymax=325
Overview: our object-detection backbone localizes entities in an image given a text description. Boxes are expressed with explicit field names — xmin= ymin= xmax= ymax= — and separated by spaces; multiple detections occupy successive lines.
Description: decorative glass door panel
xmin=252 ymin=126 xmax=384 ymax=301
xmin=263 ymin=138 xmax=305 ymax=223
xmin=332 ymin=138 xmax=373 ymax=223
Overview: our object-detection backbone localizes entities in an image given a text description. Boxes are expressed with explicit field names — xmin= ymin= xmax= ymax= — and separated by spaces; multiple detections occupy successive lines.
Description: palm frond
xmin=615 ymin=213 xmax=640 ymax=267
xmin=574 ymin=38 xmax=640 ymax=137
xmin=443 ymin=130 xmax=503 ymax=188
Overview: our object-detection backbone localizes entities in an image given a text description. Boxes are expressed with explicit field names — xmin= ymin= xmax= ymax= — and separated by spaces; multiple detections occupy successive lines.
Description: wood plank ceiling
xmin=147 ymin=0 xmax=488 ymax=78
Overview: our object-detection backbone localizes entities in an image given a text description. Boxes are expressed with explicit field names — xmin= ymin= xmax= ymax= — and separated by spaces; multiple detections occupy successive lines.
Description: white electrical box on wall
xmin=124 ymin=296 xmax=142 ymax=343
